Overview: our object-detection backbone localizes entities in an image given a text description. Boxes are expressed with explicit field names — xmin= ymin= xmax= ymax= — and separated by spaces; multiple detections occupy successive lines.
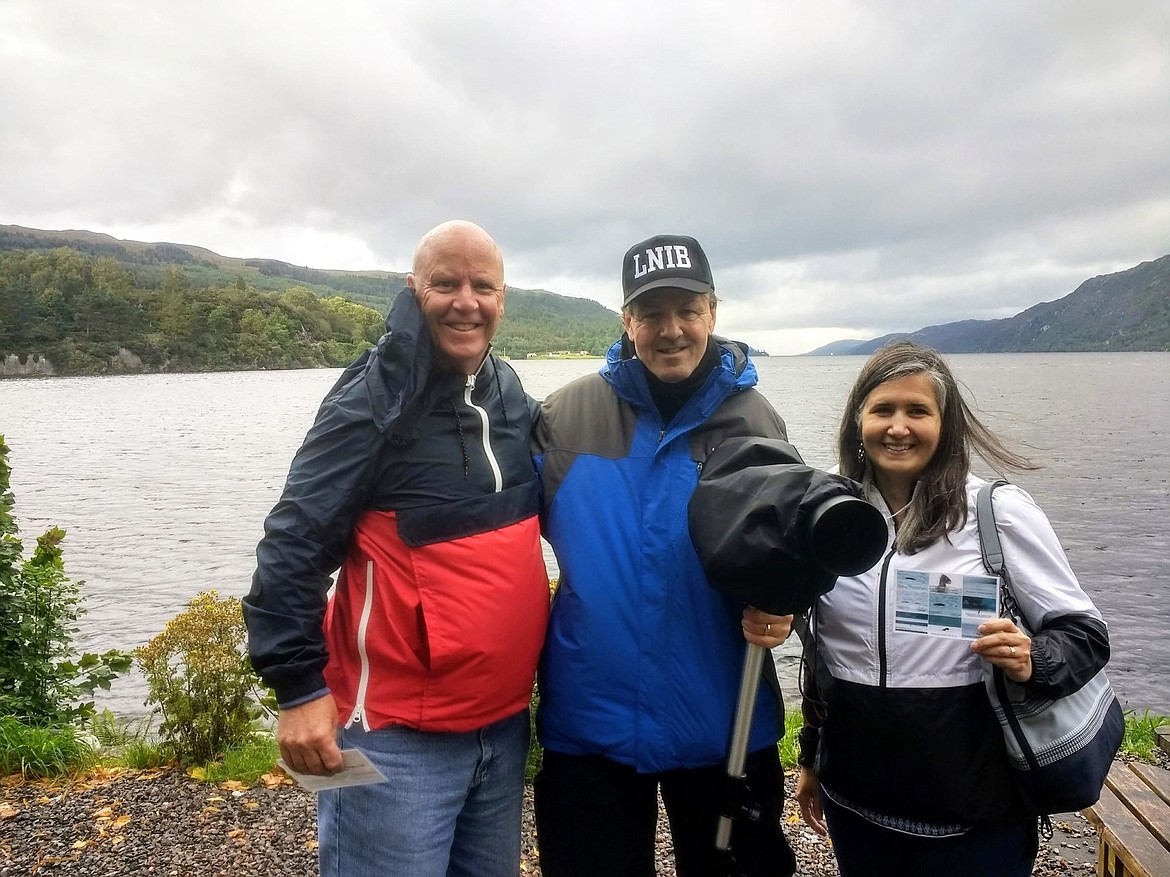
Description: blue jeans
xmin=318 ymin=709 xmax=530 ymax=877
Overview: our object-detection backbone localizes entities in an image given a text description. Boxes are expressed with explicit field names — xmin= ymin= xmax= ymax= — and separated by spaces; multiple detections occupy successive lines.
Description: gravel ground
xmin=0 ymin=766 xmax=1116 ymax=876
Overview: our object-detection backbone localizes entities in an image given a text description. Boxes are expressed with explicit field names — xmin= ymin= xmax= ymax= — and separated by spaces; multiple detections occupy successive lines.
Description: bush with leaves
xmin=136 ymin=590 xmax=267 ymax=765
xmin=0 ymin=434 xmax=132 ymax=727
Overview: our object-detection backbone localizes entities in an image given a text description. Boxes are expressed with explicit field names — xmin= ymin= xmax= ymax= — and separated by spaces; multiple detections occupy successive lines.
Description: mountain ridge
xmin=0 ymin=224 xmax=623 ymax=369
xmin=805 ymin=254 xmax=1170 ymax=354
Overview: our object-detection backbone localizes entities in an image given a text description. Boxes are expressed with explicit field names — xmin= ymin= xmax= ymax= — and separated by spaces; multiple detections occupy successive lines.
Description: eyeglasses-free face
xmin=622 ymin=289 xmax=716 ymax=384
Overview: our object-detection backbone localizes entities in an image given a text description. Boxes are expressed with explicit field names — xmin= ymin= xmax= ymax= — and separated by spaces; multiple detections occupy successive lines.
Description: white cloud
xmin=2 ymin=0 xmax=1169 ymax=353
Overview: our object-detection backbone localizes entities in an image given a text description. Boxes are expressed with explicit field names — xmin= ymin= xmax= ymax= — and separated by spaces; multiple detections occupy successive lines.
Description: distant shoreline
xmin=515 ymin=354 xmax=604 ymax=361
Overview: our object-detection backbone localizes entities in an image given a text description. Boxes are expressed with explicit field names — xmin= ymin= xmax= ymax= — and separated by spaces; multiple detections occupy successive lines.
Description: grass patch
xmin=778 ymin=709 xmax=802 ymax=769
xmin=1 ymin=708 xmax=279 ymax=784
xmin=0 ymin=715 xmax=95 ymax=779
xmin=122 ymin=738 xmax=172 ymax=770
xmin=1121 ymin=708 xmax=1169 ymax=761
xmin=199 ymin=734 xmax=281 ymax=785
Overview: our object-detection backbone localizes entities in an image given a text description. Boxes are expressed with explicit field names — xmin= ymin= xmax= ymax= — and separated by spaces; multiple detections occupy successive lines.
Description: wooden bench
xmin=1083 ymin=760 xmax=1170 ymax=877
xmin=1157 ymin=725 xmax=1169 ymax=758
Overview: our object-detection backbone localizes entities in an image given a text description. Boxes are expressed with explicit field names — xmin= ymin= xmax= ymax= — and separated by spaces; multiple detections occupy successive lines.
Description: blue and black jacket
xmin=532 ymin=335 xmax=788 ymax=772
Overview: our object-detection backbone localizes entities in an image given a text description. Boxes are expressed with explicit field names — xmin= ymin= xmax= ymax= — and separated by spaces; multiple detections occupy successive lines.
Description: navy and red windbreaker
xmin=244 ymin=288 xmax=549 ymax=732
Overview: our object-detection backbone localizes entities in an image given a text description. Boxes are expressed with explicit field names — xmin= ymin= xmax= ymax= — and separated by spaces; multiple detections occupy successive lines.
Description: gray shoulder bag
xmin=977 ymin=480 xmax=1123 ymax=816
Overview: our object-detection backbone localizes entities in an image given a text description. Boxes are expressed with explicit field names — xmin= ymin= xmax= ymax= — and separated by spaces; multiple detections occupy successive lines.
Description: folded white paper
xmin=277 ymin=748 xmax=387 ymax=792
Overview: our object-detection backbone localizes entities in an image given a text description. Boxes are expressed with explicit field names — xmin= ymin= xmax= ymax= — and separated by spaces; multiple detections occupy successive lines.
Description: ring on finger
xmin=1009 ymin=645 xmax=1016 ymax=657
xmin=765 ymin=623 xmax=772 ymax=636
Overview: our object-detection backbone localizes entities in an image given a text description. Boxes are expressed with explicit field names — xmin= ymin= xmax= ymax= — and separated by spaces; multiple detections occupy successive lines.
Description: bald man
xmin=245 ymin=221 xmax=549 ymax=877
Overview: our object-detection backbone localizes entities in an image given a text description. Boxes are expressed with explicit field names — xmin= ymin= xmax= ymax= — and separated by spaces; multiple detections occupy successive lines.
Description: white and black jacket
xmin=802 ymin=474 xmax=1110 ymax=831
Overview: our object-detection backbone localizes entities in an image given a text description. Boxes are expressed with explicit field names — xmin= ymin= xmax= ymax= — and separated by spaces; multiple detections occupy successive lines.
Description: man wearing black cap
xmin=531 ymin=234 xmax=798 ymax=877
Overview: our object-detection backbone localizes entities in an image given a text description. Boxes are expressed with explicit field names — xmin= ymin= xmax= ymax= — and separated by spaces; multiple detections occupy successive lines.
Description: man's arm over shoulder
xmin=244 ymin=390 xmax=383 ymax=707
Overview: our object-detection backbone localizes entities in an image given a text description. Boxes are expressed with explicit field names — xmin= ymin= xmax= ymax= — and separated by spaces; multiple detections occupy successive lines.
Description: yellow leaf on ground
xmin=243 ymin=801 xmax=259 ymax=810
xmin=113 ymin=815 xmax=131 ymax=828
xmin=306 ymin=840 xmax=319 ymax=850
xmin=187 ymin=767 xmax=207 ymax=780
xmin=71 ymin=840 xmax=89 ymax=850
xmin=220 ymin=780 xmax=247 ymax=792
xmin=227 ymin=828 xmax=246 ymax=839
xmin=0 ymin=803 xmax=19 ymax=819
xmin=111 ymin=836 xmax=125 ymax=847
xmin=92 ymin=806 xmax=115 ymax=819
xmin=206 ymin=795 xmax=226 ymax=803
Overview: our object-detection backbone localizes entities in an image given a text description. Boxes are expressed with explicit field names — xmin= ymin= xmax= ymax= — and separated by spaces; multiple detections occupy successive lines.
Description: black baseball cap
xmin=621 ymin=234 xmax=715 ymax=308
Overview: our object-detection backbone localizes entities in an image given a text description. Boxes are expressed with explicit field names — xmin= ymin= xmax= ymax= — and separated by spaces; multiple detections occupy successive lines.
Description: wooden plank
xmin=1085 ymin=784 xmax=1170 ymax=877
xmin=1131 ymin=762 xmax=1170 ymax=808
xmin=1106 ymin=763 xmax=1170 ymax=849
xmin=1156 ymin=725 xmax=1169 ymax=758
xmin=1099 ymin=843 xmax=1129 ymax=877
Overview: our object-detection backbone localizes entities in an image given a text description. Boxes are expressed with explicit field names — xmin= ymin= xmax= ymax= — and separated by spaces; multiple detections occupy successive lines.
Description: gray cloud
xmin=2 ymin=0 xmax=1168 ymax=353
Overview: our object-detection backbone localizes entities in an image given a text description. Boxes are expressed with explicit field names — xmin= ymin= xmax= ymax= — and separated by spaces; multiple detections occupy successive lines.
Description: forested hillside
xmin=0 ymin=248 xmax=385 ymax=374
xmin=0 ymin=225 xmax=623 ymax=376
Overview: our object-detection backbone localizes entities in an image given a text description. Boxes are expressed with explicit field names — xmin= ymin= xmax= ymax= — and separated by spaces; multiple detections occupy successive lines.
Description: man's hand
xmin=277 ymin=694 xmax=344 ymax=776
xmin=741 ymin=606 xmax=794 ymax=647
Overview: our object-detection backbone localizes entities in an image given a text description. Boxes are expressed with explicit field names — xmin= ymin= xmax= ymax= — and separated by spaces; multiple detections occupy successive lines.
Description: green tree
xmin=0 ymin=436 xmax=132 ymax=725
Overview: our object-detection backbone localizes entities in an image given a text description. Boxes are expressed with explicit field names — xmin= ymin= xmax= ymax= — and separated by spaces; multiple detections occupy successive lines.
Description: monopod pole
xmin=715 ymin=642 xmax=767 ymax=853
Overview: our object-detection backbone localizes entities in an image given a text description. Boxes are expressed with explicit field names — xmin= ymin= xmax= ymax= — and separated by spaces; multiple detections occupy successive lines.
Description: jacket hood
xmin=314 ymin=287 xmax=436 ymax=437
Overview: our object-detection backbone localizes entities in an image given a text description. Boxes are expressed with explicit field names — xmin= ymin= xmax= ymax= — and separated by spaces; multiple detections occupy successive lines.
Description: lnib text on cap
xmin=632 ymin=244 xmax=694 ymax=279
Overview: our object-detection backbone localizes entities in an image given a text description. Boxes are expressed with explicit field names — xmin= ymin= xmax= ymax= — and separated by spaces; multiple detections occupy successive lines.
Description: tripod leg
xmin=715 ymin=643 xmax=767 ymax=851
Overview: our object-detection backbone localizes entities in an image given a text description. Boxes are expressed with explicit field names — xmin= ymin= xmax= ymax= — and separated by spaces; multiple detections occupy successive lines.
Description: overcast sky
xmin=3 ymin=1 xmax=1168 ymax=354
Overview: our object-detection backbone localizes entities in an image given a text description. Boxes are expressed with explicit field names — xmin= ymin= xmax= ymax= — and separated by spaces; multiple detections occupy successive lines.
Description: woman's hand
xmin=795 ymin=766 xmax=827 ymax=836
xmin=741 ymin=606 xmax=793 ymax=647
xmin=971 ymin=618 xmax=1033 ymax=683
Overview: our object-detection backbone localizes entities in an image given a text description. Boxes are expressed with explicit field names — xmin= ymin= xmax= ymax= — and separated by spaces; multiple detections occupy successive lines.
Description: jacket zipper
xmin=344 ymin=560 xmax=375 ymax=731
xmin=465 ymin=374 xmax=503 ymax=492
xmin=876 ymin=547 xmax=896 ymax=688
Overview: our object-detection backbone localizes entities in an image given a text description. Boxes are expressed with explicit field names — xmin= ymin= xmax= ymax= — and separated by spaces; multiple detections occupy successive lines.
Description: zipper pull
xmin=465 ymin=374 xmax=476 ymax=391
xmin=658 ymin=429 xmax=666 ymax=443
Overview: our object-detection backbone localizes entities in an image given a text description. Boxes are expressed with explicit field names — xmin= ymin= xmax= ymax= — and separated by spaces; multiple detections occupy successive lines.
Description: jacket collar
xmin=602 ymin=333 xmax=758 ymax=424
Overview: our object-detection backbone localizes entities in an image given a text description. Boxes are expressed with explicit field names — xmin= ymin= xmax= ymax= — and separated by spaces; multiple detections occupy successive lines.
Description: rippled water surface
xmin=1 ymin=353 xmax=1167 ymax=715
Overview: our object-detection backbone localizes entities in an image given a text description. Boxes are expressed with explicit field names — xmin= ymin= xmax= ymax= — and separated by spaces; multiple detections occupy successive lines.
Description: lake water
xmin=1 ymin=353 xmax=1168 ymax=717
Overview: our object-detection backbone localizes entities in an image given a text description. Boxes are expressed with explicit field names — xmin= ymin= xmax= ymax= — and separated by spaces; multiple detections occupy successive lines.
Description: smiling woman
xmin=858 ymin=371 xmax=942 ymax=513
xmin=794 ymin=341 xmax=1116 ymax=877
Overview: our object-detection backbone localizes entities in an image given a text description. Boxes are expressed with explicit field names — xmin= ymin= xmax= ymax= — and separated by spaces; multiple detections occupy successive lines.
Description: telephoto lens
xmin=689 ymin=436 xmax=886 ymax=614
